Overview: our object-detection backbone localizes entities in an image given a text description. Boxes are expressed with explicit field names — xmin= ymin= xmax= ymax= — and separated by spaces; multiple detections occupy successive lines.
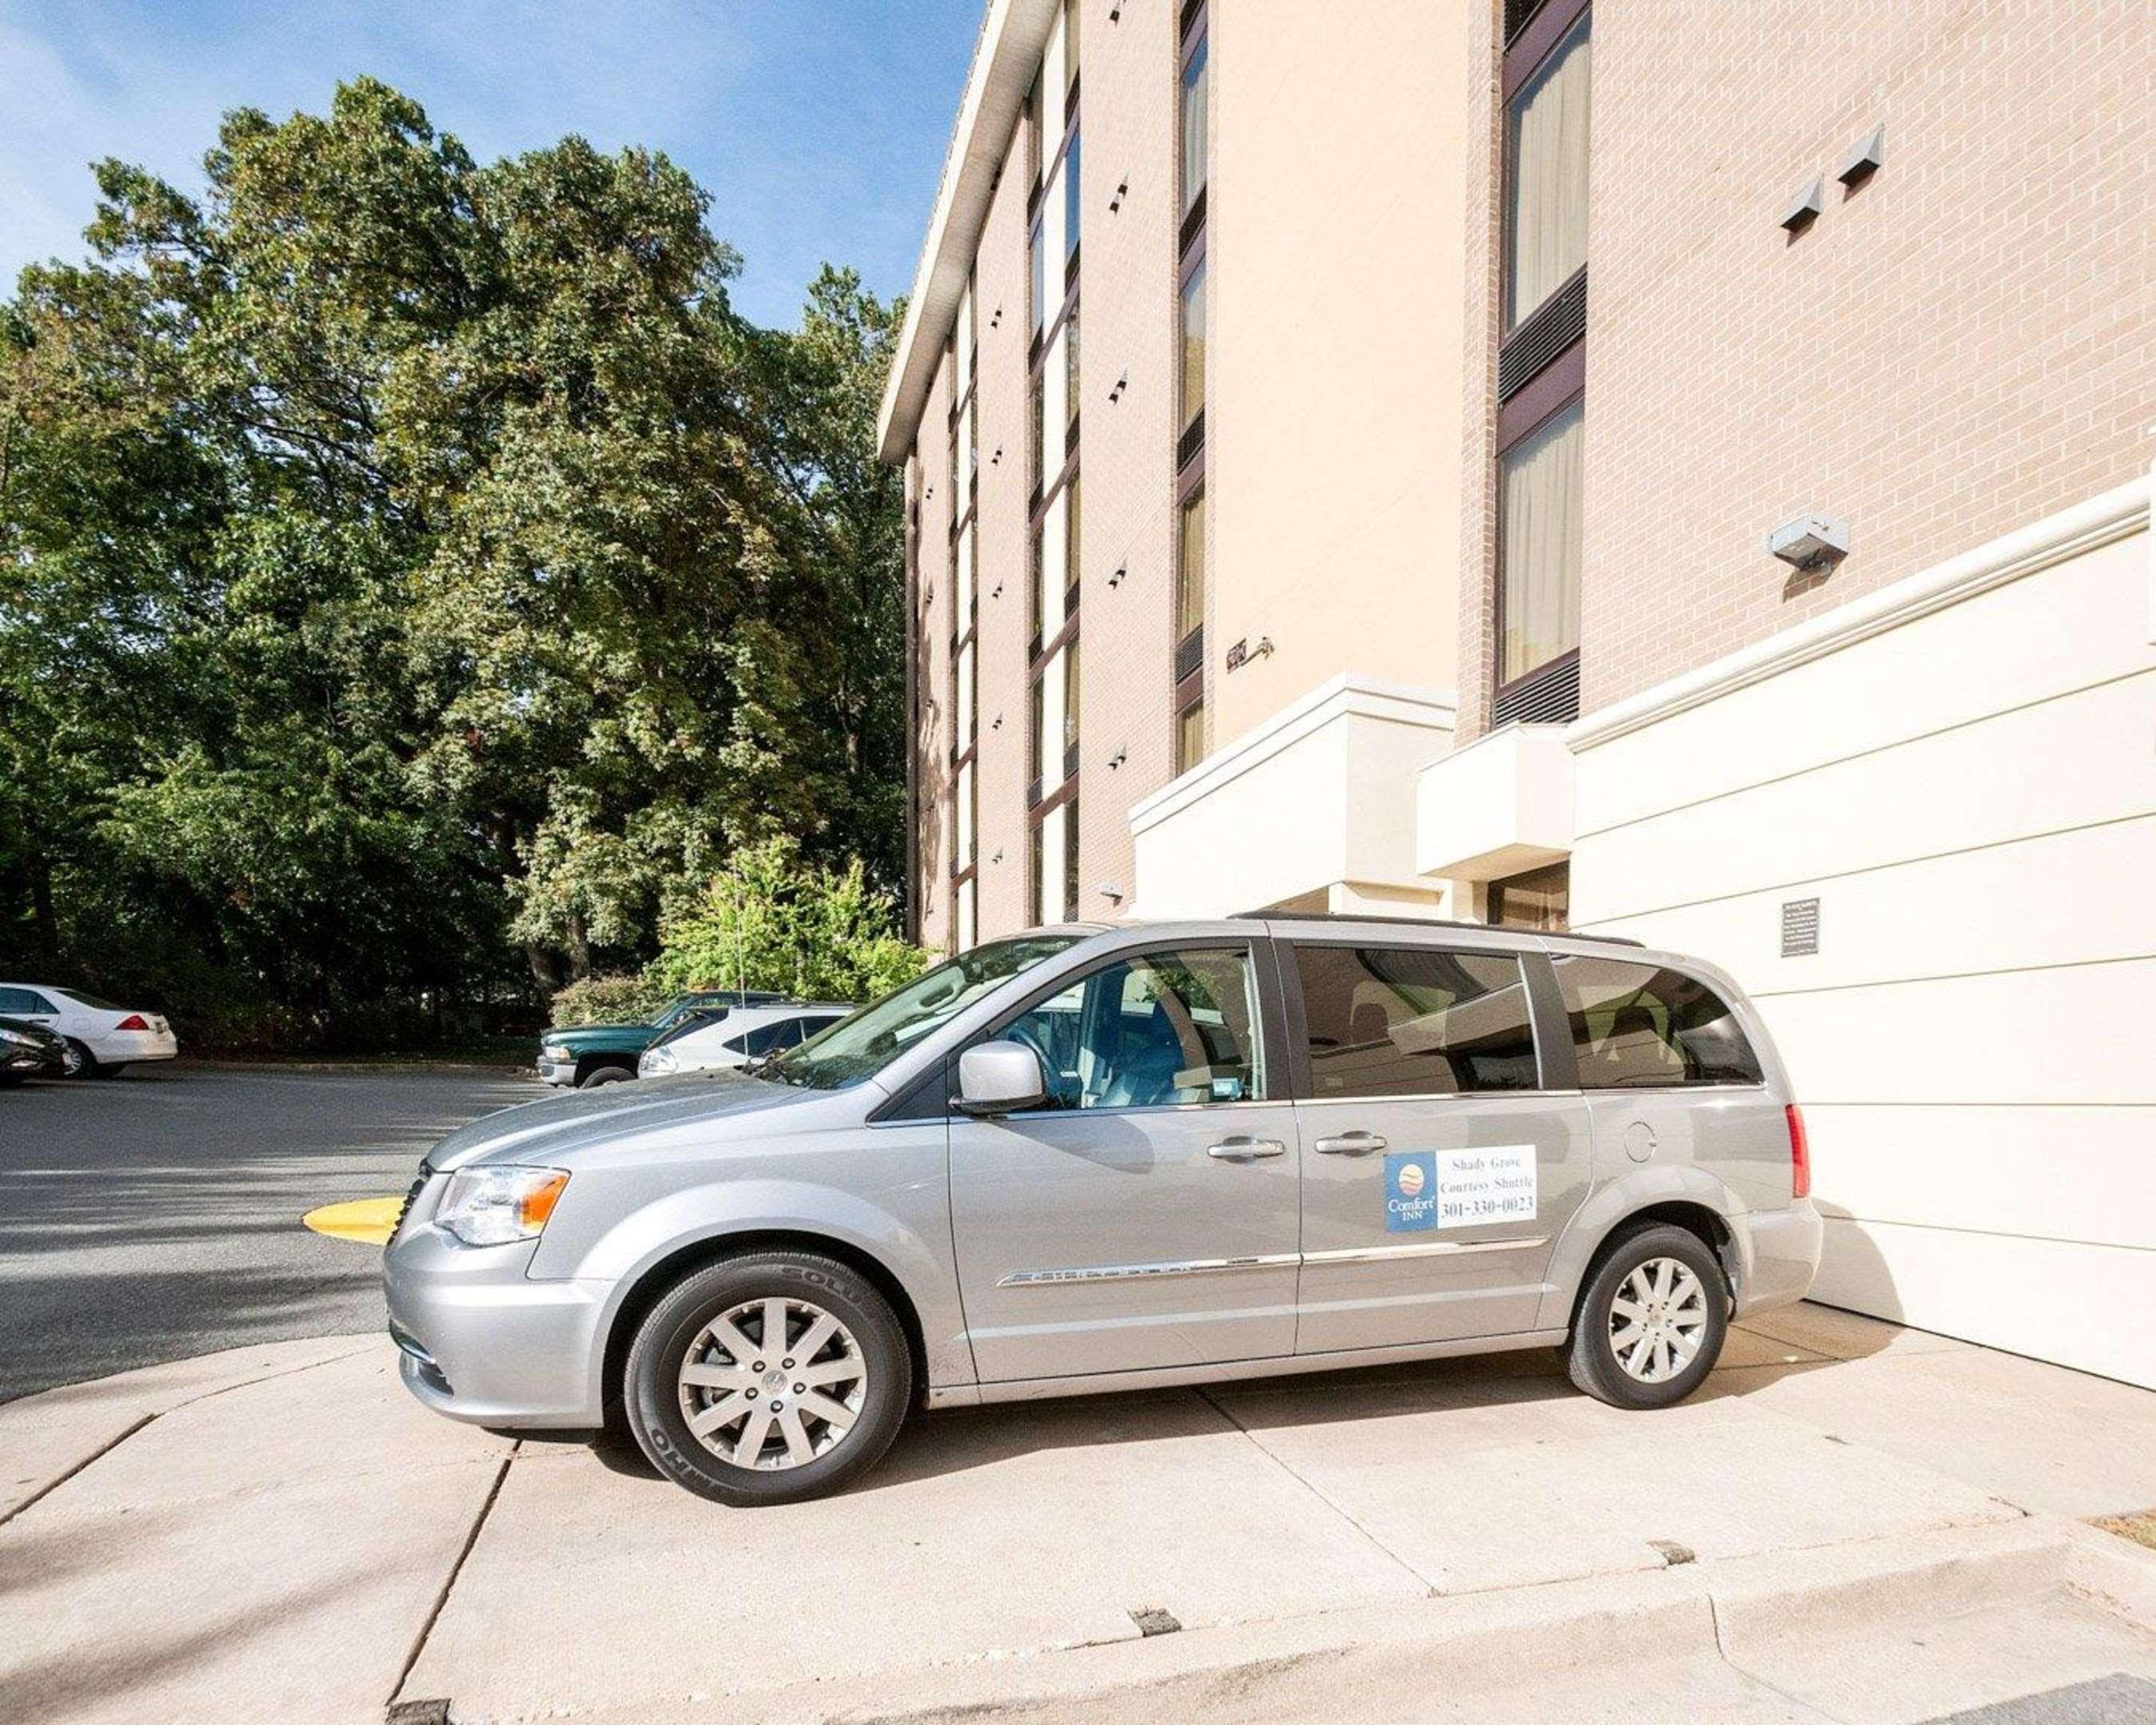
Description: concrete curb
xmin=545 ymin=1518 xmax=2156 ymax=1724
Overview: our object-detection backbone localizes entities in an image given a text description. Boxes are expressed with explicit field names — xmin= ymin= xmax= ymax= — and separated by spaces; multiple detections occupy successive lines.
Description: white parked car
xmin=637 ymin=1002 xmax=855 ymax=1078
xmin=0 ymin=983 xmax=180 ymax=1078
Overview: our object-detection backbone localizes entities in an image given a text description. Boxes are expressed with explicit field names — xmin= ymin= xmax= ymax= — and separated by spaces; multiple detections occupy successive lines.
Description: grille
xmin=1178 ymin=187 xmax=1207 ymax=257
xmin=391 ymin=1165 xmax=433 ymax=1240
xmin=1490 ymin=654 xmax=1580 ymax=726
xmin=1176 ymin=409 xmax=1205 ymax=475
xmin=1504 ymin=0 xmax=1547 ymax=44
xmin=1499 ymin=270 xmax=1586 ymax=401
xmin=1174 ymin=625 xmax=1205 ymax=685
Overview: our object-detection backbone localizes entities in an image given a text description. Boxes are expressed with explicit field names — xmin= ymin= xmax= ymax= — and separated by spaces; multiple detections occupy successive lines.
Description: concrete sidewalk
xmin=3 ymin=1306 xmax=2155 ymax=1724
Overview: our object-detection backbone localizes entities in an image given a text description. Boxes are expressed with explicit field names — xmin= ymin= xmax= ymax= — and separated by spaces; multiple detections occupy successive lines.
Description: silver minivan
xmin=385 ymin=918 xmax=1820 ymax=1505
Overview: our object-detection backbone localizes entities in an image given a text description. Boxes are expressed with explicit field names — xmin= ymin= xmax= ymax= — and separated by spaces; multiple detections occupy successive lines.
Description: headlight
xmin=433 ymin=1166 xmax=570 ymax=1247
xmin=540 ymin=1043 xmax=571 ymax=1062
xmin=642 ymin=1045 xmax=677 ymax=1074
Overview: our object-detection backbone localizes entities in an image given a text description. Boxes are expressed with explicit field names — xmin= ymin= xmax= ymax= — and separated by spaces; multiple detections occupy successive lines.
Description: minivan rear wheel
xmin=1565 ymin=1223 xmax=1728 ymax=1410
xmin=625 ymin=1250 xmax=912 ymax=1506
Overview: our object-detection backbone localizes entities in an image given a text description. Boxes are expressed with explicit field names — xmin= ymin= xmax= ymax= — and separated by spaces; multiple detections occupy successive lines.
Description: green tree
xmin=0 ymin=79 xmax=907 ymax=1047
xmin=645 ymin=836 xmax=925 ymax=1006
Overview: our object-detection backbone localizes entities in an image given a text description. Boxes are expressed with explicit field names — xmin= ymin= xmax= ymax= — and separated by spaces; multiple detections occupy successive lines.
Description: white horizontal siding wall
xmin=1568 ymin=478 xmax=2156 ymax=1387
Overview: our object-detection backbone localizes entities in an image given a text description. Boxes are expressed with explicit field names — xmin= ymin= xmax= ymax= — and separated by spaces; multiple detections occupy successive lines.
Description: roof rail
xmin=1231 ymin=910 xmax=1642 ymax=948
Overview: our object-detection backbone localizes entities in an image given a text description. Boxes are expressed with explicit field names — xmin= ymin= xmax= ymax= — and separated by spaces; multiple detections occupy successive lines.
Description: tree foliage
xmin=644 ymin=836 xmax=925 ymax=1008
xmin=0 ymin=80 xmax=907 ymax=1047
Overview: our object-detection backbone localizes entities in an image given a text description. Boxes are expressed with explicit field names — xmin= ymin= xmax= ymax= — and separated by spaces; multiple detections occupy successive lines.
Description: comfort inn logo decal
xmin=1383 ymin=1151 xmax=1440 ymax=1232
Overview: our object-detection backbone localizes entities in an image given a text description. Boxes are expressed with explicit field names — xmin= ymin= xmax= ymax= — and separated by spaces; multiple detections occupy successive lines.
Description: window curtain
xmin=1181 ymin=38 xmax=1208 ymax=215
xmin=1505 ymin=21 xmax=1591 ymax=330
xmin=1499 ymin=397 xmax=1584 ymax=681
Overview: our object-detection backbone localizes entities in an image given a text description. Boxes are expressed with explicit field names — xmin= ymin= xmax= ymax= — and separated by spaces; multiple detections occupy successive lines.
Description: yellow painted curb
xmin=302 ymin=1196 xmax=403 ymax=1246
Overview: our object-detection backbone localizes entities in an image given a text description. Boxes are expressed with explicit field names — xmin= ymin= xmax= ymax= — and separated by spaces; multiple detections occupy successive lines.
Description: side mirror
xmin=954 ymin=1040 xmax=1047 ymax=1117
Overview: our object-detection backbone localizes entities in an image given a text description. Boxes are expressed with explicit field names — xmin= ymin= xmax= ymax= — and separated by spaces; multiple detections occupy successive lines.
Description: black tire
xmin=60 ymin=1038 xmax=97 ymax=1080
xmin=577 ymin=1062 xmax=636 ymax=1088
xmin=1565 ymin=1222 xmax=1728 ymax=1410
xmin=625 ymin=1250 xmax=912 ymax=1506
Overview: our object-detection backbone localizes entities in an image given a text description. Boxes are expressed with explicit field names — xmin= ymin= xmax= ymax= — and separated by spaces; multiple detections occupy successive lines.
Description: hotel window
xmin=1029 ymin=0 xmax=1082 ymax=925
xmin=1491 ymin=0 xmax=1589 ymax=728
xmin=1498 ymin=395 xmax=1583 ymax=684
xmin=1503 ymin=10 xmax=1589 ymax=335
xmin=1172 ymin=2 xmax=1209 ymax=775
xmin=1487 ymin=860 xmax=1569 ymax=933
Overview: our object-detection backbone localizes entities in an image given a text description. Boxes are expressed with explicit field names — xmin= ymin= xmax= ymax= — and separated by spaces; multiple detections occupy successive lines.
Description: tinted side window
xmin=1554 ymin=956 xmax=1763 ymax=1088
xmin=996 ymin=946 xmax=1265 ymax=1111
xmin=0 ymin=988 xmax=33 ymax=1014
xmin=1294 ymin=946 xmax=1539 ymax=1098
xmin=728 ymin=1019 xmax=797 ymax=1058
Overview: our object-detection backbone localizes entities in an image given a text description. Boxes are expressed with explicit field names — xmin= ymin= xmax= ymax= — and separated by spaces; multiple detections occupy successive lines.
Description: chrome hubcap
xmin=1609 ymin=1257 xmax=1709 ymax=1384
xmin=676 ymin=1297 xmax=867 ymax=1471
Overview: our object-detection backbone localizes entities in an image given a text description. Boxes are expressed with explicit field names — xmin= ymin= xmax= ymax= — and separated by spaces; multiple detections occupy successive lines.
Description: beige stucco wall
xmin=1208 ymin=0 xmax=1470 ymax=744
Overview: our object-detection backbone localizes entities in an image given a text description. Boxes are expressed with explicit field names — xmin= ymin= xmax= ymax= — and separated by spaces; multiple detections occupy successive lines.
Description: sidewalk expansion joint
xmin=0 ymin=1343 xmax=378 ymax=1531
xmin=388 ymin=1441 xmax=518 ymax=1711
xmin=1190 ymin=1386 xmax=1436 ymax=1596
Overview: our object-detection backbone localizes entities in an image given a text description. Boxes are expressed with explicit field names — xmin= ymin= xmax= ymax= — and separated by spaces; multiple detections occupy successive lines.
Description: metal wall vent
xmin=1504 ymin=0 xmax=1550 ymax=46
xmin=1490 ymin=653 xmax=1580 ymax=726
xmin=1499 ymin=271 xmax=1586 ymax=401
xmin=1173 ymin=625 xmax=1205 ymax=685
xmin=1176 ymin=410 xmax=1205 ymax=475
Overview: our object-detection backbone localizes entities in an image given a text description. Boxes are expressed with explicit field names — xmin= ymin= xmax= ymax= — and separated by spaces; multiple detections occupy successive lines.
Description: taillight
xmin=114 ymin=1014 xmax=149 ymax=1032
xmin=1786 ymin=1104 xmax=1811 ymax=1200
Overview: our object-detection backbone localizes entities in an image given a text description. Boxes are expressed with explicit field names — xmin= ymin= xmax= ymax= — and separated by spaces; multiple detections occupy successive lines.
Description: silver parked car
xmin=384 ymin=918 xmax=1820 ymax=1506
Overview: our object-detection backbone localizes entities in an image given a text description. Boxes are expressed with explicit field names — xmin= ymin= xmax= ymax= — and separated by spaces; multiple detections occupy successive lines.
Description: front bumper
xmin=535 ymin=1055 xmax=577 ymax=1086
xmin=1733 ymin=1200 xmax=1824 ymax=1318
xmin=383 ymin=1212 xmax=612 ymax=1429
xmin=2 ymin=1046 xmax=63 ymax=1077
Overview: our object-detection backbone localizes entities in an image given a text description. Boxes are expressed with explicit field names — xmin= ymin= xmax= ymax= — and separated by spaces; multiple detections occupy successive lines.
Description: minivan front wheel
xmin=1565 ymin=1223 xmax=1728 ymax=1410
xmin=625 ymin=1250 xmax=912 ymax=1506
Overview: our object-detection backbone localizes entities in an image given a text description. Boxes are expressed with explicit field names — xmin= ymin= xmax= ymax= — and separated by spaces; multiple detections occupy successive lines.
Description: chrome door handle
xmin=1312 ymin=1131 xmax=1388 ymax=1156
xmin=1208 ymin=1137 xmax=1287 ymax=1161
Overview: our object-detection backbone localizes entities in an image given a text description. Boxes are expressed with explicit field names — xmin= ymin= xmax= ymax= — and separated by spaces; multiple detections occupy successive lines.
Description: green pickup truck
xmin=537 ymin=992 xmax=782 ymax=1089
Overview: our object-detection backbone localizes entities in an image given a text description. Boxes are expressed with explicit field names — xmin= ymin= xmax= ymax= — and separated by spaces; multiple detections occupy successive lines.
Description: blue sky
xmin=1 ymin=0 xmax=982 ymax=328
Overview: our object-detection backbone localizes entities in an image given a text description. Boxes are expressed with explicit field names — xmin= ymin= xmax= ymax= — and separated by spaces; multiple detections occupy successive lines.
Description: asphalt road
xmin=0 ymin=1063 xmax=538 ymax=1403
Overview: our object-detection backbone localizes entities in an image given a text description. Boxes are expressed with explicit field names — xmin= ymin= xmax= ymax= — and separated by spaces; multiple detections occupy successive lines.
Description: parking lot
xmin=5 ymin=1066 xmax=2156 ymax=1722
xmin=0 ymin=1065 xmax=533 ymax=1402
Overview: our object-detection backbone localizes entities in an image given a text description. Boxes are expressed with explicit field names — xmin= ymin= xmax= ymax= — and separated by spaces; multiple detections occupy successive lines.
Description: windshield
xmin=764 ymin=934 xmax=1083 ymax=1092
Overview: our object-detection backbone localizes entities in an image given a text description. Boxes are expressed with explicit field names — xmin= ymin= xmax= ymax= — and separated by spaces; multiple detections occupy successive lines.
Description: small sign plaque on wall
xmin=1781 ymin=897 xmax=1821 ymax=958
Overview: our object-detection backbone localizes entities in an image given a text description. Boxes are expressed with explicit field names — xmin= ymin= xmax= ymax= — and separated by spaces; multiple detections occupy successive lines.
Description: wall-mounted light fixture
xmin=1108 ymin=564 xmax=1127 ymax=588
xmin=1109 ymin=180 xmax=1127 ymax=214
xmin=1836 ymin=126 xmax=1884 ymax=187
xmin=1108 ymin=371 xmax=1129 ymax=404
xmin=1767 ymin=514 xmax=1851 ymax=568
xmin=1098 ymin=882 xmax=1124 ymax=903
xmin=1107 ymin=746 xmax=1127 ymax=770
